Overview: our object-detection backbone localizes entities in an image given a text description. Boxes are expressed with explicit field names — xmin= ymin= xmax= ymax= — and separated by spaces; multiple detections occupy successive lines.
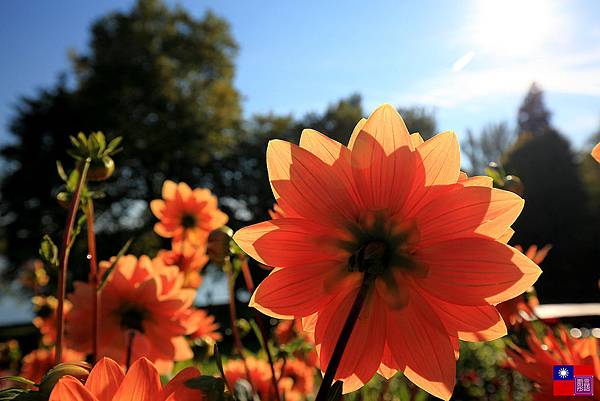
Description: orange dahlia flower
xmin=49 ymin=357 xmax=203 ymax=401
xmin=224 ymin=357 xmax=274 ymax=400
xmin=20 ymin=348 xmax=85 ymax=384
xmin=507 ymin=325 xmax=600 ymax=401
xmin=65 ymin=255 xmax=198 ymax=374
xmin=592 ymin=143 xmax=600 ymax=163
xmin=234 ymin=104 xmax=542 ymax=399
xmin=151 ymin=180 xmax=228 ymax=244
xmin=188 ymin=309 xmax=222 ymax=342
xmin=156 ymin=239 xmax=208 ymax=288
xmin=278 ymin=358 xmax=315 ymax=401
xmin=32 ymin=295 xmax=72 ymax=346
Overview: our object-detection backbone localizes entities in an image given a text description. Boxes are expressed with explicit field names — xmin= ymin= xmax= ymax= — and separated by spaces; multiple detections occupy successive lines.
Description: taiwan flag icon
xmin=553 ymin=365 xmax=595 ymax=396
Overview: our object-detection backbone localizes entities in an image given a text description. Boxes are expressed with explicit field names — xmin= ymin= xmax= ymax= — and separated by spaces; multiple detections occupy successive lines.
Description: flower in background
xmin=188 ymin=309 xmax=222 ymax=343
xmin=224 ymin=357 xmax=273 ymax=400
xmin=49 ymin=357 xmax=203 ymax=401
xmin=156 ymin=239 xmax=208 ymax=288
xmin=275 ymin=319 xmax=318 ymax=368
xmin=234 ymin=104 xmax=542 ymax=399
xmin=592 ymin=143 xmax=600 ymax=163
xmin=18 ymin=259 xmax=48 ymax=292
xmin=65 ymin=255 xmax=198 ymax=374
xmin=151 ymin=180 xmax=228 ymax=244
xmin=496 ymin=244 xmax=551 ymax=327
xmin=277 ymin=358 xmax=315 ymax=401
xmin=32 ymin=296 xmax=71 ymax=346
xmin=506 ymin=325 xmax=600 ymax=400
xmin=20 ymin=348 xmax=85 ymax=384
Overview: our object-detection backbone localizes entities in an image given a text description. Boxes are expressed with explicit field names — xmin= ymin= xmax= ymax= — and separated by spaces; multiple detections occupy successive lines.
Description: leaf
xmin=0 ymin=376 xmax=36 ymax=386
xmin=184 ymin=376 xmax=225 ymax=401
xmin=66 ymin=169 xmax=81 ymax=192
xmin=106 ymin=136 xmax=122 ymax=153
xmin=68 ymin=213 xmax=88 ymax=250
xmin=94 ymin=132 xmax=106 ymax=154
xmin=56 ymin=161 xmax=68 ymax=182
xmin=39 ymin=235 xmax=59 ymax=269
xmin=98 ymin=238 xmax=133 ymax=291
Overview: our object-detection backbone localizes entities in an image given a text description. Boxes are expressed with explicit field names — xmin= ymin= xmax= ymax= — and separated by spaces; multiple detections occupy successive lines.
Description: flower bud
xmin=207 ymin=227 xmax=233 ymax=265
xmin=38 ymin=361 xmax=91 ymax=395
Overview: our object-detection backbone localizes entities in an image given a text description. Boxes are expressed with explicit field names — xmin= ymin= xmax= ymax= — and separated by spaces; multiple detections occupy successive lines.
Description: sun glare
xmin=470 ymin=0 xmax=557 ymax=56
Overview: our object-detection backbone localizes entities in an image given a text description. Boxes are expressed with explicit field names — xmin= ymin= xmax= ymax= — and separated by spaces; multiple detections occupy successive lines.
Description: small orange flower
xmin=65 ymin=255 xmax=198 ymax=374
xmin=507 ymin=325 xmax=600 ymax=401
xmin=188 ymin=309 xmax=222 ymax=342
xmin=234 ymin=104 xmax=542 ymax=399
xmin=497 ymin=245 xmax=550 ymax=327
xmin=592 ymin=142 xmax=600 ymax=163
xmin=151 ymin=180 xmax=228 ymax=244
xmin=224 ymin=357 xmax=274 ymax=400
xmin=49 ymin=357 xmax=204 ymax=401
xmin=32 ymin=296 xmax=71 ymax=346
xmin=275 ymin=319 xmax=318 ymax=368
xmin=156 ymin=239 xmax=209 ymax=288
xmin=278 ymin=358 xmax=315 ymax=401
xmin=20 ymin=348 xmax=85 ymax=384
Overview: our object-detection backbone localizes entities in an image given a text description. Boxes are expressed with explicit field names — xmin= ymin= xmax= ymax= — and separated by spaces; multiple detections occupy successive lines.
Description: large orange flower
xmin=151 ymin=180 xmax=228 ymax=244
xmin=507 ymin=325 xmax=600 ymax=401
xmin=49 ymin=357 xmax=204 ymax=401
xmin=20 ymin=348 xmax=85 ymax=384
xmin=234 ymin=104 xmax=542 ymax=399
xmin=65 ymin=255 xmax=198 ymax=374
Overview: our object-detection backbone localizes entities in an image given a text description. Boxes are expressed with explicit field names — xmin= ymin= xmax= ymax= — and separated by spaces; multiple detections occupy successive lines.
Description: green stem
xmin=55 ymin=158 xmax=90 ymax=365
xmin=314 ymin=273 xmax=374 ymax=401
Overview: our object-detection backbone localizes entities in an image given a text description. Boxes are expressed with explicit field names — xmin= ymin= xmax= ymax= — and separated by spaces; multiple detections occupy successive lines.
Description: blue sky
xmin=1 ymin=0 xmax=599 ymax=150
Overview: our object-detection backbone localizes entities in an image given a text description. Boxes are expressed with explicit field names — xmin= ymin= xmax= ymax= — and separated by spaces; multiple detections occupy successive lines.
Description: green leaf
xmin=98 ymin=238 xmax=133 ymax=291
xmin=68 ymin=213 xmax=88 ymax=250
xmin=66 ymin=169 xmax=81 ymax=192
xmin=39 ymin=235 xmax=59 ymax=269
xmin=56 ymin=161 xmax=68 ymax=182
xmin=184 ymin=376 xmax=225 ymax=401
xmin=0 ymin=376 xmax=35 ymax=387
xmin=106 ymin=136 xmax=122 ymax=153
xmin=94 ymin=132 xmax=106 ymax=154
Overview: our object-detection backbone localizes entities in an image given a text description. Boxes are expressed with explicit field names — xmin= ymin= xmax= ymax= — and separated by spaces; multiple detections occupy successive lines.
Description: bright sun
xmin=470 ymin=0 xmax=556 ymax=56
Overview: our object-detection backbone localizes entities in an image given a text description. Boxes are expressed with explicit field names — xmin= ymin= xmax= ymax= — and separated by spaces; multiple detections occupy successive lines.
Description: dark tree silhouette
xmin=517 ymin=82 xmax=551 ymax=137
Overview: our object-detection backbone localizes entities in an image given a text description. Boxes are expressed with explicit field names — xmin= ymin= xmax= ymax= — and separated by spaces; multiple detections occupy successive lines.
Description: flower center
xmin=181 ymin=213 xmax=197 ymax=229
xmin=343 ymin=212 xmax=421 ymax=277
xmin=119 ymin=304 xmax=148 ymax=333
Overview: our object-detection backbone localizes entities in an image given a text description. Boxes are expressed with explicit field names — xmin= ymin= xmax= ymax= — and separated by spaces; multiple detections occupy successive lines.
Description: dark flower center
xmin=119 ymin=304 xmax=148 ymax=333
xmin=181 ymin=213 xmax=197 ymax=228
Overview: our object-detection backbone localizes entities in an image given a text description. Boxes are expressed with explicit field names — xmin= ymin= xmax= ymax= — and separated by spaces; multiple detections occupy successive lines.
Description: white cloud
xmin=452 ymin=51 xmax=476 ymax=72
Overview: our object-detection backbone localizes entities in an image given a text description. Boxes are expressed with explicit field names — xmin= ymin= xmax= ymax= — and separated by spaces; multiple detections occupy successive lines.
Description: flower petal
xmin=418 ymin=288 xmax=507 ymax=341
xmin=85 ymin=357 xmax=125 ymax=400
xmin=414 ymin=186 xmax=524 ymax=247
xmin=112 ymin=358 xmax=161 ymax=401
xmin=387 ymin=287 xmax=456 ymax=401
xmin=404 ymin=131 xmax=461 ymax=217
xmin=347 ymin=118 xmax=366 ymax=149
xmin=267 ymin=139 xmax=359 ymax=225
xmin=162 ymin=180 xmax=178 ymax=200
xmin=150 ymin=200 xmax=166 ymax=219
xmin=315 ymin=286 xmax=386 ymax=385
xmin=250 ymin=263 xmax=359 ymax=318
xmin=50 ymin=376 xmax=98 ymax=401
xmin=233 ymin=218 xmax=346 ymax=268
xmin=161 ymin=366 xmax=202 ymax=401
xmin=415 ymin=238 xmax=542 ymax=306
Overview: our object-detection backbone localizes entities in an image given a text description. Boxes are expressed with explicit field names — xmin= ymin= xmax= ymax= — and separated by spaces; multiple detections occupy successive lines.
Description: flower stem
xmin=314 ymin=272 xmax=374 ymax=401
xmin=85 ymin=199 xmax=100 ymax=363
xmin=55 ymin=158 xmax=90 ymax=365
xmin=226 ymin=264 xmax=256 ymax=395
xmin=238 ymin=256 xmax=281 ymax=401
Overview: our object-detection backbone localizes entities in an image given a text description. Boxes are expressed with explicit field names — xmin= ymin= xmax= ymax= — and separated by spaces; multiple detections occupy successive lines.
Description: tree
xmin=0 ymin=0 xmax=241 ymax=274
xmin=503 ymin=86 xmax=597 ymax=302
xmin=517 ymin=82 xmax=551 ymax=137
xmin=398 ymin=106 xmax=437 ymax=140
xmin=462 ymin=122 xmax=514 ymax=174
